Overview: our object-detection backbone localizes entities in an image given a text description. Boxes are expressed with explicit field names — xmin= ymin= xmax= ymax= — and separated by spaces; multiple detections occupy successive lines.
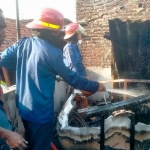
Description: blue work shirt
xmin=0 ymin=37 xmax=99 ymax=123
xmin=63 ymin=43 xmax=86 ymax=76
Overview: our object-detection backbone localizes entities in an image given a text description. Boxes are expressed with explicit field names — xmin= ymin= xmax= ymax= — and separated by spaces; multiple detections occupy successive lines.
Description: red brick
xmin=0 ymin=18 xmax=32 ymax=51
xmin=76 ymin=0 xmax=150 ymax=67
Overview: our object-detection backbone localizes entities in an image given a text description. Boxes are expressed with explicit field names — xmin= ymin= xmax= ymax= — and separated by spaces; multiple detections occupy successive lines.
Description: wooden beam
xmin=123 ymin=81 xmax=127 ymax=100
xmin=111 ymin=45 xmax=115 ymax=89
xmin=78 ymin=94 xmax=150 ymax=116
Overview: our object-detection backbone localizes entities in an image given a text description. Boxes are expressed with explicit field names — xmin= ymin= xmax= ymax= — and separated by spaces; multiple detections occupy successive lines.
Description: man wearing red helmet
xmin=63 ymin=23 xmax=91 ymax=114
xmin=63 ymin=23 xmax=86 ymax=76
xmin=0 ymin=8 xmax=106 ymax=150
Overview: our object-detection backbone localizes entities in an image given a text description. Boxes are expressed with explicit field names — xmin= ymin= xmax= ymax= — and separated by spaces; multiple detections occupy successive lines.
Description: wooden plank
xmin=123 ymin=81 xmax=127 ymax=100
xmin=111 ymin=45 xmax=115 ymax=89
xmin=59 ymin=78 xmax=150 ymax=84
xmin=99 ymin=79 xmax=150 ymax=84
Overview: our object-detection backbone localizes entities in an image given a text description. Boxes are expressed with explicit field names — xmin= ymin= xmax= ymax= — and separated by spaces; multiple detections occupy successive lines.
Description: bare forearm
xmin=0 ymin=127 xmax=10 ymax=140
xmin=1 ymin=100 xmax=10 ymax=119
xmin=0 ymin=127 xmax=28 ymax=149
xmin=0 ymin=88 xmax=11 ymax=121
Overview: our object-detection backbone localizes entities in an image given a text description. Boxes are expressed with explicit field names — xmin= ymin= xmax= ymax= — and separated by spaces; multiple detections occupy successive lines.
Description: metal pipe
xmin=16 ymin=0 xmax=21 ymax=40
xmin=100 ymin=114 xmax=104 ymax=150
xmin=130 ymin=113 xmax=135 ymax=150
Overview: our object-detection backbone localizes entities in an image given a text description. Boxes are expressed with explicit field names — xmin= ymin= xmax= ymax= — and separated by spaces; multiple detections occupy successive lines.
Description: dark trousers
xmin=22 ymin=119 xmax=53 ymax=150
xmin=0 ymin=143 xmax=10 ymax=150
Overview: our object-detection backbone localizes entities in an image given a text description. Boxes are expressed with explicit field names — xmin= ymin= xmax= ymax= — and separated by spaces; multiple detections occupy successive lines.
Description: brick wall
xmin=76 ymin=0 xmax=150 ymax=67
xmin=0 ymin=19 xmax=32 ymax=52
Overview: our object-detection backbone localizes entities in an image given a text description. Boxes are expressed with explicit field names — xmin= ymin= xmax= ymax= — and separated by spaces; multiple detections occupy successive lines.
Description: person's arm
xmin=64 ymin=46 xmax=77 ymax=73
xmin=0 ymin=44 xmax=17 ymax=119
xmin=0 ymin=127 xmax=28 ymax=150
xmin=0 ymin=42 xmax=17 ymax=71
xmin=65 ymin=46 xmax=87 ymax=76
xmin=0 ymin=74 xmax=11 ymax=121
xmin=51 ymin=52 xmax=105 ymax=93
xmin=0 ymin=85 xmax=11 ymax=121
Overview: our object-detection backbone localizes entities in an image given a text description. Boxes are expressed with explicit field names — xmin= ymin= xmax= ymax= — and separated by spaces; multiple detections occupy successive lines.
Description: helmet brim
xmin=26 ymin=21 xmax=63 ymax=31
xmin=64 ymin=33 xmax=75 ymax=40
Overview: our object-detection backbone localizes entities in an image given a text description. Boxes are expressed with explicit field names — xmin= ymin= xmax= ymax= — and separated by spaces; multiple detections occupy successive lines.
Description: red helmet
xmin=64 ymin=23 xmax=85 ymax=40
xmin=26 ymin=8 xmax=64 ymax=31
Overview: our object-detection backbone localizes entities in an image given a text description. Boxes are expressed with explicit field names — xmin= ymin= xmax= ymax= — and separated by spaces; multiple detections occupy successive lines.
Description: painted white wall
xmin=86 ymin=67 xmax=111 ymax=88
xmin=86 ymin=67 xmax=111 ymax=102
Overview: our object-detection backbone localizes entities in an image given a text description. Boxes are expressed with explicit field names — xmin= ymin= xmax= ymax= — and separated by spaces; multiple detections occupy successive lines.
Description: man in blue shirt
xmin=63 ymin=23 xmax=86 ymax=76
xmin=63 ymin=23 xmax=92 ymax=113
xmin=0 ymin=8 xmax=28 ymax=150
xmin=0 ymin=8 xmax=106 ymax=150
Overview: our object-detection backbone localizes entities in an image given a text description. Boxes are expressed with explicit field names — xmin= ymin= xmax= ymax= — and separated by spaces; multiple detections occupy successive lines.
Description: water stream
xmin=107 ymin=88 xmax=149 ymax=97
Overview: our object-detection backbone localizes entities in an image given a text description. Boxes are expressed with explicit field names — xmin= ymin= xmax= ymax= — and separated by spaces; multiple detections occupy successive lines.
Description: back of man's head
xmin=0 ymin=8 xmax=6 ymax=46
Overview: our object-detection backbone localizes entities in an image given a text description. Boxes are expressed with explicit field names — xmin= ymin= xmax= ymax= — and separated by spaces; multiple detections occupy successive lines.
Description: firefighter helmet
xmin=64 ymin=23 xmax=85 ymax=40
xmin=26 ymin=8 xmax=64 ymax=31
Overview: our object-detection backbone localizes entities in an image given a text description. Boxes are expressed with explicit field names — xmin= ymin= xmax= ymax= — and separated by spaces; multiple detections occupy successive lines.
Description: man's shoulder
xmin=16 ymin=37 xmax=32 ymax=47
xmin=24 ymin=37 xmax=62 ymax=54
xmin=45 ymin=43 xmax=62 ymax=55
xmin=18 ymin=37 xmax=62 ymax=58
xmin=18 ymin=37 xmax=30 ymax=43
xmin=63 ymin=43 xmax=76 ymax=51
xmin=35 ymin=40 xmax=62 ymax=59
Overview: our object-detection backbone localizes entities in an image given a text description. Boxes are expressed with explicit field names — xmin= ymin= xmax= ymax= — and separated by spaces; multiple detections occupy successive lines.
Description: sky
xmin=0 ymin=0 xmax=76 ymax=21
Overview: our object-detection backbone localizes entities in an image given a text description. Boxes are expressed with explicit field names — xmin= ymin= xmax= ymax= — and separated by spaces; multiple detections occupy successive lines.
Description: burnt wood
xmin=78 ymin=94 xmax=150 ymax=117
